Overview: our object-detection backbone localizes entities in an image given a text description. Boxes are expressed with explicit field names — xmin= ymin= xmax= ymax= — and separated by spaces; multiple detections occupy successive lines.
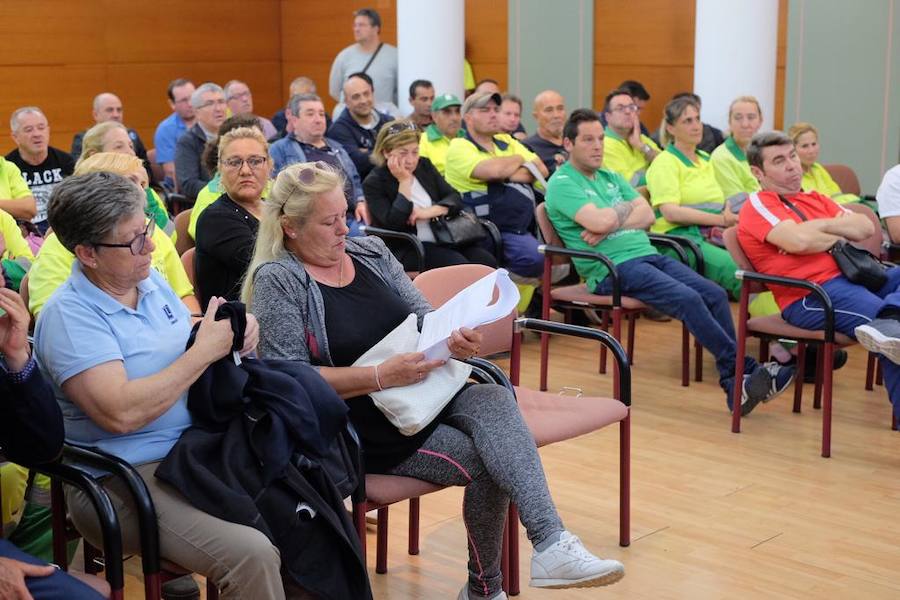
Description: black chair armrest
xmin=160 ymin=190 xmax=193 ymax=215
xmin=537 ymin=244 xmax=622 ymax=305
xmin=515 ymin=317 xmax=631 ymax=406
xmin=34 ymin=459 xmax=124 ymax=591
xmin=359 ymin=225 xmax=426 ymax=273
xmin=735 ymin=269 xmax=835 ymax=342
xmin=647 ymin=233 xmax=705 ymax=275
xmin=463 ymin=356 xmax=516 ymax=396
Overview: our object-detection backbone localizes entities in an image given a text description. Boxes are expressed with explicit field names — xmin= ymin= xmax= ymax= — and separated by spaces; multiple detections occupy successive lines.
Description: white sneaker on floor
xmin=456 ymin=584 xmax=507 ymax=599
xmin=530 ymin=531 xmax=625 ymax=589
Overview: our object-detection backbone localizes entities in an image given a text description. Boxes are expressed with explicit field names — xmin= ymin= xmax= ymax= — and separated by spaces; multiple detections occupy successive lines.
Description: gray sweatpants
xmin=388 ymin=383 xmax=564 ymax=598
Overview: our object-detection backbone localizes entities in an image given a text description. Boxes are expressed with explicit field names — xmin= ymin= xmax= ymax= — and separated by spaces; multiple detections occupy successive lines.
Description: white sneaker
xmin=530 ymin=531 xmax=625 ymax=589
xmin=456 ymin=584 xmax=507 ymax=599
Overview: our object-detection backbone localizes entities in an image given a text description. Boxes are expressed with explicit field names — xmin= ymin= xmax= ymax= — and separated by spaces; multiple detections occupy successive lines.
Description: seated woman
xmin=364 ymin=119 xmax=498 ymax=272
xmin=790 ymin=122 xmax=861 ymax=204
xmin=710 ymin=96 xmax=763 ymax=210
xmin=79 ymin=121 xmax=173 ymax=236
xmin=31 ymin=172 xmax=309 ymax=599
xmin=244 ymin=162 xmax=624 ymax=599
xmin=194 ymin=126 xmax=270 ymax=307
xmin=27 ymin=152 xmax=200 ymax=317
xmin=188 ymin=114 xmax=270 ymax=241
xmin=646 ymin=95 xmax=740 ymax=298
xmin=0 ymin=207 xmax=35 ymax=293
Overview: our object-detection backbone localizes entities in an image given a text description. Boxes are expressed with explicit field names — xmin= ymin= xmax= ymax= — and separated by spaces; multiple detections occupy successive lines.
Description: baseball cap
xmin=431 ymin=93 xmax=462 ymax=112
xmin=461 ymin=92 xmax=502 ymax=116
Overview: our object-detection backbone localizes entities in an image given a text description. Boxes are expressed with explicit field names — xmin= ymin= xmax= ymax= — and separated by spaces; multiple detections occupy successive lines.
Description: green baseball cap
xmin=432 ymin=93 xmax=462 ymax=112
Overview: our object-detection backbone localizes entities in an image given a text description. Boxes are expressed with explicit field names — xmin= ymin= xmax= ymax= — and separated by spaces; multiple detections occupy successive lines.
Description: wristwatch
xmin=640 ymin=143 xmax=652 ymax=155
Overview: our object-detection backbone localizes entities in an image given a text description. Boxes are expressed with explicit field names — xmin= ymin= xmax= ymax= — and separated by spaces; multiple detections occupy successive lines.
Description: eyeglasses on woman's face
xmin=94 ymin=218 xmax=156 ymax=255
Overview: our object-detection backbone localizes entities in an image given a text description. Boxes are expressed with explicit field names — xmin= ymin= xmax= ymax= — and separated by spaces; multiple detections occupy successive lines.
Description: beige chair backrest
xmin=534 ymin=203 xmax=569 ymax=266
xmin=181 ymin=247 xmax=196 ymax=287
xmin=842 ymin=202 xmax=883 ymax=256
xmin=174 ymin=209 xmax=194 ymax=256
xmin=822 ymin=163 xmax=861 ymax=196
xmin=413 ymin=264 xmax=515 ymax=356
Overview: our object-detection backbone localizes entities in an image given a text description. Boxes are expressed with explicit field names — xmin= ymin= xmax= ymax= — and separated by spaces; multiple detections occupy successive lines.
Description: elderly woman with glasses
xmin=363 ymin=119 xmax=498 ymax=271
xmin=26 ymin=152 xmax=199 ymax=317
xmin=243 ymin=161 xmax=625 ymax=600
xmin=30 ymin=173 xmax=301 ymax=599
xmin=194 ymin=126 xmax=270 ymax=307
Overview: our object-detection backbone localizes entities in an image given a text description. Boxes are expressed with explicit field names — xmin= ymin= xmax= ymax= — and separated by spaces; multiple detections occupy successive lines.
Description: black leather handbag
xmin=778 ymin=195 xmax=886 ymax=291
xmin=430 ymin=211 xmax=486 ymax=248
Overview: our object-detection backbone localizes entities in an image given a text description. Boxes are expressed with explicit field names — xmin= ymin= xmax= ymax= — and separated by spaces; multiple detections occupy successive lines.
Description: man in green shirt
xmin=545 ymin=109 xmax=794 ymax=415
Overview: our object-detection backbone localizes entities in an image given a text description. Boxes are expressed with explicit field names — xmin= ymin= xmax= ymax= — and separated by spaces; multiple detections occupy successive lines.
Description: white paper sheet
xmin=417 ymin=268 xmax=520 ymax=360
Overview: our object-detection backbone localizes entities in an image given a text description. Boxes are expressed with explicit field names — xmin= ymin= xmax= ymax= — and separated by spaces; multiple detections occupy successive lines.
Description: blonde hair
xmin=241 ymin=162 xmax=345 ymax=306
xmin=74 ymin=151 xmax=145 ymax=178
xmin=79 ymin=121 xmax=128 ymax=163
xmin=728 ymin=95 xmax=763 ymax=122
xmin=788 ymin=121 xmax=818 ymax=144
xmin=217 ymin=126 xmax=271 ymax=165
xmin=371 ymin=119 xmax=419 ymax=167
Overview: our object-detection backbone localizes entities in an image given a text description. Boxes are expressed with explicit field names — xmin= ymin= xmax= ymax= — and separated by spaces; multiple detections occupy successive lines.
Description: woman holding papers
xmin=243 ymin=162 xmax=624 ymax=598
xmin=363 ymin=119 xmax=497 ymax=271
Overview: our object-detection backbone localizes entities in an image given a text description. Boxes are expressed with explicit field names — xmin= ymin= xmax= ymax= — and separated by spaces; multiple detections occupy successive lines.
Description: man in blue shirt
xmin=153 ymin=78 xmax=196 ymax=190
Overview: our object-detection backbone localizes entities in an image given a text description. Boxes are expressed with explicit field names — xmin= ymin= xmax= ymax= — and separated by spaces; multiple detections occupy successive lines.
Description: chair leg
xmin=408 ymin=498 xmax=420 ymax=555
xmin=626 ymin=313 xmax=637 ymax=365
xmin=694 ymin=337 xmax=703 ymax=382
xmin=598 ymin=311 xmax=609 ymax=375
xmin=376 ymin=507 xmax=389 ymax=574
xmin=822 ymin=342 xmax=835 ymax=458
xmin=620 ymin=412 xmax=631 ymax=547
xmin=793 ymin=342 xmax=806 ymax=413
xmin=732 ymin=285 xmax=751 ymax=433
xmin=539 ymin=259 xmax=552 ymax=392
xmin=352 ymin=501 xmax=367 ymax=557
xmin=877 ymin=359 xmax=884 ymax=386
xmin=83 ymin=541 xmax=101 ymax=576
xmin=681 ymin=324 xmax=689 ymax=387
xmin=508 ymin=504 xmax=520 ymax=596
xmin=758 ymin=339 xmax=770 ymax=363
xmin=865 ymin=352 xmax=876 ymax=391
xmin=813 ymin=347 xmax=824 ymax=410
xmin=207 ymin=580 xmax=220 ymax=600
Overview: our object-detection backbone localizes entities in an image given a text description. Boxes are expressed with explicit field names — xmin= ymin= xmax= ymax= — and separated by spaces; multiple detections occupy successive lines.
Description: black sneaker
xmin=726 ymin=368 xmax=773 ymax=416
xmin=799 ymin=348 xmax=848 ymax=383
xmin=759 ymin=362 xmax=796 ymax=402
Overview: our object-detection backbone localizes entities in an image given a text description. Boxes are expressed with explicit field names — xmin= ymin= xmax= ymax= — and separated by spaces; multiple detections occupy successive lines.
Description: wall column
xmin=396 ymin=0 xmax=465 ymax=116
xmin=693 ymin=0 xmax=779 ymax=131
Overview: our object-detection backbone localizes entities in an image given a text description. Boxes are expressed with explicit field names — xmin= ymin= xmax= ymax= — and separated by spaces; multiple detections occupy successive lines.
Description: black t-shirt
xmin=523 ymin=134 xmax=567 ymax=176
xmin=319 ymin=257 xmax=443 ymax=473
xmin=5 ymin=147 xmax=74 ymax=227
xmin=194 ymin=194 xmax=259 ymax=308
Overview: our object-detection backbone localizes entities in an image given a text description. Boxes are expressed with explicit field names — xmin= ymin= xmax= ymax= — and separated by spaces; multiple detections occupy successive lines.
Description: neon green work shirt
xmin=802 ymin=162 xmax=860 ymax=204
xmin=602 ymin=126 xmax=660 ymax=187
xmin=0 ymin=209 xmax=34 ymax=262
xmin=0 ymin=157 xmax=33 ymax=212
xmin=445 ymin=133 xmax=539 ymax=193
xmin=545 ymin=161 xmax=657 ymax=291
xmin=711 ymin=136 xmax=760 ymax=209
xmin=646 ymin=144 xmax=725 ymax=233
xmin=28 ymin=224 xmax=193 ymax=317
xmin=419 ymin=125 xmax=463 ymax=177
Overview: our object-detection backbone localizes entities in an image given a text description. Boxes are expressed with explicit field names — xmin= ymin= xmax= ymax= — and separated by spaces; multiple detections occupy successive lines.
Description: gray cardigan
xmin=251 ymin=236 xmax=432 ymax=366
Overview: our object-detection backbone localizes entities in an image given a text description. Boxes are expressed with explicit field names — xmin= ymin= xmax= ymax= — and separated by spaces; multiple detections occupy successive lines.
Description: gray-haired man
xmin=175 ymin=83 xmax=227 ymax=199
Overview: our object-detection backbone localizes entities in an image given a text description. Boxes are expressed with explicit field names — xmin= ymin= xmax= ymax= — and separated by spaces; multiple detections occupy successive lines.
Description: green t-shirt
xmin=545 ymin=161 xmax=657 ymax=291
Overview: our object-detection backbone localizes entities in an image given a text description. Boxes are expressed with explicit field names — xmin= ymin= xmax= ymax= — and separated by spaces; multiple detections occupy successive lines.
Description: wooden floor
xmin=120 ymin=310 xmax=900 ymax=599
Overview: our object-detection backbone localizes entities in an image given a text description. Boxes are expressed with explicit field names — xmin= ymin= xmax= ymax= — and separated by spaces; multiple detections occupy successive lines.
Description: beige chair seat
xmin=515 ymin=386 xmax=629 ymax=447
xmin=549 ymin=284 xmax=648 ymax=310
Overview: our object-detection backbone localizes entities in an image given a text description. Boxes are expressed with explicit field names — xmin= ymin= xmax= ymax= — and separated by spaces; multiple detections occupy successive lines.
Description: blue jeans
xmin=500 ymin=232 xmax=543 ymax=278
xmin=595 ymin=254 xmax=758 ymax=390
xmin=782 ymin=267 xmax=900 ymax=416
xmin=0 ymin=539 xmax=104 ymax=599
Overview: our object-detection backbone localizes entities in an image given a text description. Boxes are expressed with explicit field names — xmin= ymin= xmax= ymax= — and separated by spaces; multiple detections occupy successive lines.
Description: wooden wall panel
xmin=774 ymin=0 xmax=788 ymax=130
xmin=465 ymin=0 xmax=508 ymax=91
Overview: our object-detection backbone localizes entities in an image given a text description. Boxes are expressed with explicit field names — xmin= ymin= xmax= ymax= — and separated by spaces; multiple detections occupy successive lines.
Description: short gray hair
xmin=747 ymin=131 xmax=794 ymax=169
xmin=288 ymin=93 xmax=322 ymax=115
xmin=10 ymin=106 xmax=45 ymax=132
xmin=48 ymin=172 xmax=145 ymax=253
xmin=191 ymin=82 xmax=224 ymax=109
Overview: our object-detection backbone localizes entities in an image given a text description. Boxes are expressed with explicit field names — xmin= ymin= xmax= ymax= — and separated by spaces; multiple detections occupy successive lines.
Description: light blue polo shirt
xmin=153 ymin=112 xmax=188 ymax=165
xmin=34 ymin=262 xmax=193 ymax=465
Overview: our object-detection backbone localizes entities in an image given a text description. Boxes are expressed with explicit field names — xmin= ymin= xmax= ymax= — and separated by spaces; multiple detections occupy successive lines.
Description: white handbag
xmin=352 ymin=314 xmax=472 ymax=436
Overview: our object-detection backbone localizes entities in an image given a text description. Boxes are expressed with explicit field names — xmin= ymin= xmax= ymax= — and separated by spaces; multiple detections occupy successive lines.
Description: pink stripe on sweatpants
xmin=416 ymin=448 xmax=489 ymax=597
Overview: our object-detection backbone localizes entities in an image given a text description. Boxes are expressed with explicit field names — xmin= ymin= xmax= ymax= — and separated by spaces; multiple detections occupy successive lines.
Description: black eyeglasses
xmin=94 ymin=219 xmax=155 ymax=255
xmin=221 ymin=155 xmax=268 ymax=171
xmin=385 ymin=121 xmax=418 ymax=136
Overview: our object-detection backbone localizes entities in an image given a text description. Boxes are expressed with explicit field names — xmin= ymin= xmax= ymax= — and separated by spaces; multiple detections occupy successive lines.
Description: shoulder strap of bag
xmin=361 ymin=43 xmax=384 ymax=75
xmin=777 ymin=194 xmax=809 ymax=222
